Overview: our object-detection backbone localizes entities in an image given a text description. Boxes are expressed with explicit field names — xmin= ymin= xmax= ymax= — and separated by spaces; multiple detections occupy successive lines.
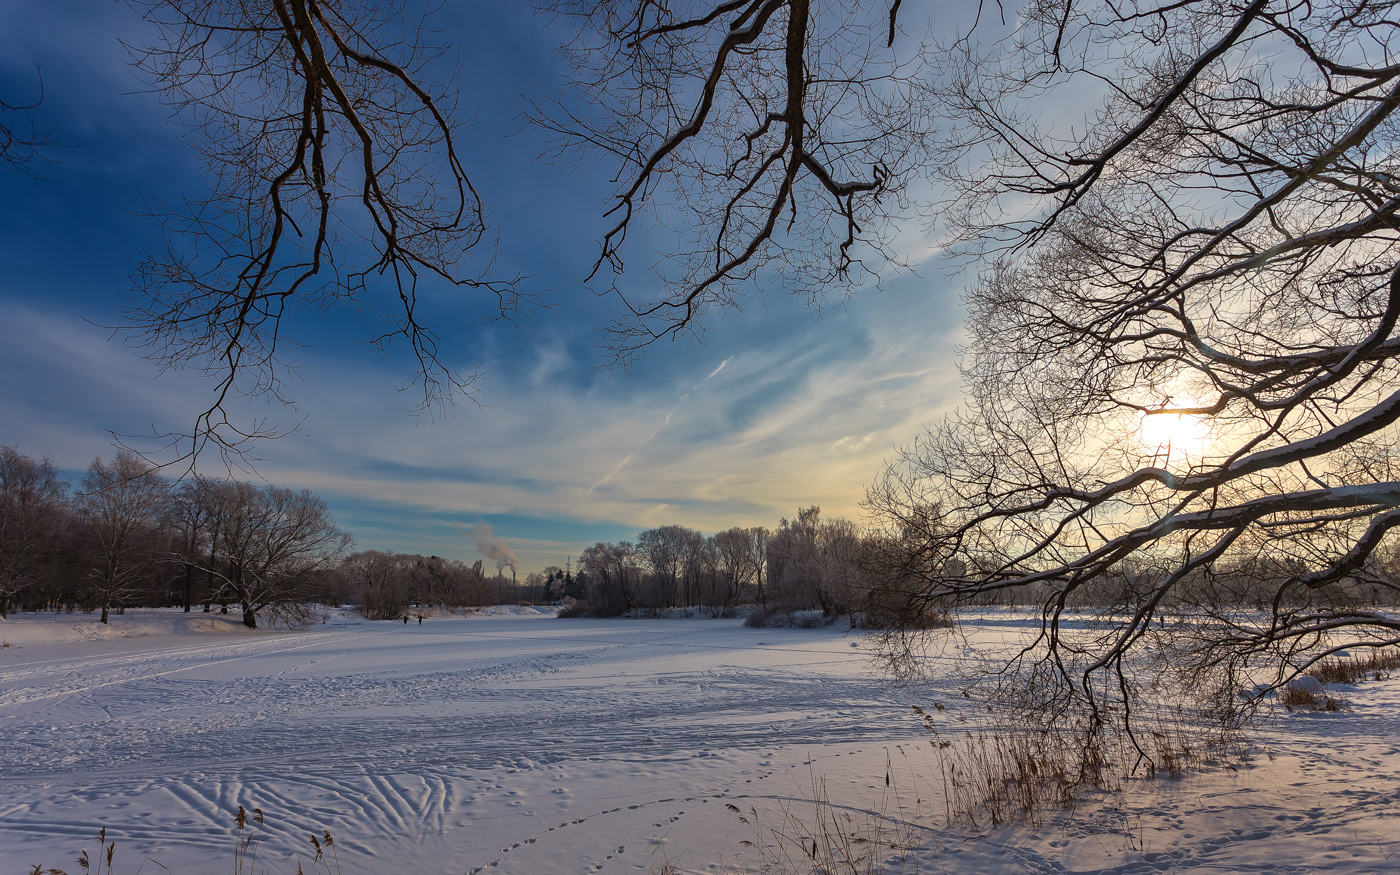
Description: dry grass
xmin=686 ymin=702 xmax=1242 ymax=875
xmin=1279 ymin=688 xmax=1345 ymax=711
xmin=702 ymin=763 xmax=934 ymax=875
xmin=1272 ymin=647 xmax=1400 ymax=712
xmin=27 ymin=806 xmax=338 ymax=875
xmin=910 ymin=702 xmax=1243 ymax=830
xmin=28 ymin=826 xmax=131 ymax=875
xmin=1306 ymin=648 xmax=1400 ymax=686
xmin=1277 ymin=681 xmax=1345 ymax=712
xmin=232 ymin=805 xmax=264 ymax=875
xmin=918 ymin=718 xmax=1083 ymax=829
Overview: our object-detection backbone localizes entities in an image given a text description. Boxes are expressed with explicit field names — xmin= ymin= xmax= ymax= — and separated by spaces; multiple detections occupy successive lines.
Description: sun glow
xmin=1139 ymin=410 xmax=1208 ymax=460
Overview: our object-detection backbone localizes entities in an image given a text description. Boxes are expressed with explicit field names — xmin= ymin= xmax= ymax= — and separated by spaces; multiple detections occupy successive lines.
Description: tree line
xmin=561 ymin=507 xmax=932 ymax=626
xmin=344 ymin=551 xmax=528 ymax=621
xmin=562 ymin=500 xmax=1400 ymax=629
xmin=1 ymin=443 xmax=603 ymax=627
xmin=0 ymin=445 xmax=351 ymax=628
xmin=11 ymin=435 xmax=1392 ymax=635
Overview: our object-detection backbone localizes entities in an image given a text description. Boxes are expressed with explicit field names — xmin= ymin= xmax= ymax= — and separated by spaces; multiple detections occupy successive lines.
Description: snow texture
xmin=1 ymin=609 xmax=1398 ymax=874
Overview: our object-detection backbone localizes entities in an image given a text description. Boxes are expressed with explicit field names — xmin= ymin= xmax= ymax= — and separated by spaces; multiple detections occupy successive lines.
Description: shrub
xmin=742 ymin=607 xmax=834 ymax=628
xmin=1278 ymin=676 xmax=1345 ymax=712
xmin=743 ymin=606 xmax=774 ymax=628
xmin=556 ymin=599 xmax=592 ymax=619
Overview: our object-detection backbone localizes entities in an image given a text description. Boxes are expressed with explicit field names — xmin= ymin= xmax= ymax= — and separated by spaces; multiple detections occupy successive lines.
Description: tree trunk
xmin=242 ymin=606 xmax=257 ymax=629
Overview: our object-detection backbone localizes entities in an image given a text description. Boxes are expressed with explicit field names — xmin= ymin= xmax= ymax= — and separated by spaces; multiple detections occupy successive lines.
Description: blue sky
xmin=0 ymin=1 xmax=967 ymax=573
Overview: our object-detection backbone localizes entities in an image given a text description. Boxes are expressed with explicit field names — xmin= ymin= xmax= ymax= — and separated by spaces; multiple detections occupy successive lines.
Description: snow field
xmin=1 ymin=608 xmax=1398 ymax=874
xmin=0 ymin=611 xmax=932 ymax=874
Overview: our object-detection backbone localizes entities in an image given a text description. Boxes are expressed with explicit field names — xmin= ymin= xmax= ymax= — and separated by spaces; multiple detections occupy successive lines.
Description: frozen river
xmin=4 ymin=608 xmax=1398 ymax=874
xmin=0 ymin=610 xmax=927 ymax=874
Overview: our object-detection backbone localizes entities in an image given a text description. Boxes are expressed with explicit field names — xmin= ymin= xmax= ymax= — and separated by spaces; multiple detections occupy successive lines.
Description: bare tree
xmin=344 ymin=549 xmax=410 ymax=619
xmin=637 ymin=524 xmax=696 ymax=606
xmin=578 ymin=540 xmax=640 ymax=615
xmin=0 ymin=446 xmax=68 ymax=618
xmin=167 ymin=476 xmax=220 ymax=612
xmin=199 ymin=480 xmax=350 ymax=628
xmin=535 ymin=1 xmax=928 ymax=365
xmin=866 ymin=0 xmax=1400 ymax=739
xmin=79 ymin=452 xmax=169 ymax=624
xmin=714 ymin=526 xmax=758 ymax=606
xmin=121 ymin=0 xmax=535 ymax=465
xmin=682 ymin=533 xmax=720 ymax=610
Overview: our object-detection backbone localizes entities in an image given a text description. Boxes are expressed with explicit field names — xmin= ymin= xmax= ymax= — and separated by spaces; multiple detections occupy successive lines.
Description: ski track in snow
xmin=3 ymin=610 xmax=1399 ymax=875
xmin=0 ymin=613 xmax=935 ymax=874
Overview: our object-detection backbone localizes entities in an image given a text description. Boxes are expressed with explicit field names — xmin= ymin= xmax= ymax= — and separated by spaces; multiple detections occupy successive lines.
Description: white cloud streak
xmin=1 ymin=283 xmax=966 ymax=570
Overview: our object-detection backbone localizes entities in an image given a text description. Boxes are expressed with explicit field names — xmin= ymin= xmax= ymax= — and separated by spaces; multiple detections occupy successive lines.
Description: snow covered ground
xmin=1 ymin=609 xmax=1397 ymax=874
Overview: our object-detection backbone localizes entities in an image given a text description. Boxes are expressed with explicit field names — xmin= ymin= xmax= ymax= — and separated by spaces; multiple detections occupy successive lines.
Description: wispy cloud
xmin=0 ymin=0 xmax=979 ymax=578
xmin=0 ymin=280 xmax=964 ymax=573
xmin=589 ymin=355 xmax=733 ymax=492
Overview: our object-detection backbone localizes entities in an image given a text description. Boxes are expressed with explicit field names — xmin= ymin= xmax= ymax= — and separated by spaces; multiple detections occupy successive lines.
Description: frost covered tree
xmin=765 ymin=507 xmax=865 ymax=617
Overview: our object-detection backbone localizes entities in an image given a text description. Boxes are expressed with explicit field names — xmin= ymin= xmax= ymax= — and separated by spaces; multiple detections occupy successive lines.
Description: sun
xmin=1139 ymin=410 xmax=1208 ymax=460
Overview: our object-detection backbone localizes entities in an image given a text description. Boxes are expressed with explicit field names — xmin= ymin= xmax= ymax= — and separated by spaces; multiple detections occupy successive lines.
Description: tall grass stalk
xmin=912 ymin=702 xmax=1246 ymax=829
xmin=713 ymin=761 xmax=935 ymax=875
xmin=28 ymin=807 xmax=338 ymax=875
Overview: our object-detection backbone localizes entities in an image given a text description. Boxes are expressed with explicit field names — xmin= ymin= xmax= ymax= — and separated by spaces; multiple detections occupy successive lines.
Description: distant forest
xmin=3 ymin=437 xmax=954 ymax=630
xmin=10 ymin=443 xmax=1373 ymax=631
xmin=0 ymin=443 xmax=920 ymax=629
xmin=0 ymin=445 xmax=523 ymax=627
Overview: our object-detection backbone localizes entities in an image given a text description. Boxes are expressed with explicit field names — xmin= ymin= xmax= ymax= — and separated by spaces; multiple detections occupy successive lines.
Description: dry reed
xmin=27 ymin=806 xmax=337 ymax=875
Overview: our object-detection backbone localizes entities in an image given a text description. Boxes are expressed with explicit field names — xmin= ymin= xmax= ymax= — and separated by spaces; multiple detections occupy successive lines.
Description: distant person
xmin=418 ymin=615 xmax=423 ymax=625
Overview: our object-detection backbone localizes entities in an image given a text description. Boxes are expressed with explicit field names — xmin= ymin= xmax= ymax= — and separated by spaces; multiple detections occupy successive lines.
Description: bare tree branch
xmin=120 ymin=0 xmax=537 ymax=469
xmin=529 ymin=1 xmax=929 ymax=366
xmin=0 ymin=65 xmax=59 ymax=177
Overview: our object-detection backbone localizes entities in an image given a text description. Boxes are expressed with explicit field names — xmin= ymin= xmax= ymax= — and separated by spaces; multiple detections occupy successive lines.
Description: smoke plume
xmin=468 ymin=523 xmax=519 ymax=576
